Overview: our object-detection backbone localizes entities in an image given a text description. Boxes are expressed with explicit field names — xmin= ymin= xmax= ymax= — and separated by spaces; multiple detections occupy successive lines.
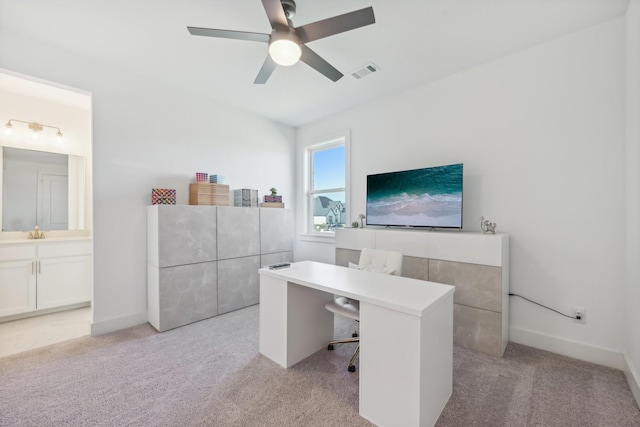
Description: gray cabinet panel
xmin=260 ymin=208 xmax=293 ymax=254
xmin=260 ymin=251 xmax=293 ymax=267
xmin=218 ymin=256 xmax=260 ymax=315
xmin=158 ymin=261 xmax=217 ymax=331
xmin=453 ymin=304 xmax=503 ymax=357
xmin=429 ymin=259 xmax=502 ymax=312
xmin=158 ymin=205 xmax=217 ymax=267
xmin=335 ymin=248 xmax=360 ymax=268
xmin=401 ymin=256 xmax=429 ymax=281
xmin=217 ymin=207 xmax=260 ymax=260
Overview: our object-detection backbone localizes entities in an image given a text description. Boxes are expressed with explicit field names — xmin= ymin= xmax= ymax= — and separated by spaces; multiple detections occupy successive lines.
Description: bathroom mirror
xmin=2 ymin=146 xmax=86 ymax=232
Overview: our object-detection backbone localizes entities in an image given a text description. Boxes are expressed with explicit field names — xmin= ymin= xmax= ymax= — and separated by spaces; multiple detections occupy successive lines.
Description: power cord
xmin=508 ymin=293 xmax=580 ymax=320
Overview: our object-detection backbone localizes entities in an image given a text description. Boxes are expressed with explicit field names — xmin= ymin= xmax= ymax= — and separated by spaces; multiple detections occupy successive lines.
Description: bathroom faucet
xmin=28 ymin=225 xmax=45 ymax=240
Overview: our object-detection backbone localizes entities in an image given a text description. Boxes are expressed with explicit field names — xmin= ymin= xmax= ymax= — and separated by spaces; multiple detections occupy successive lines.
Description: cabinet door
xmin=0 ymin=260 xmax=37 ymax=317
xmin=37 ymin=255 xmax=92 ymax=309
xmin=157 ymin=262 xmax=218 ymax=332
xmin=217 ymin=207 xmax=260 ymax=260
xmin=259 ymin=208 xmax=293 ymax=254
xmin=217 ymin=256 xmax=260 ymax=315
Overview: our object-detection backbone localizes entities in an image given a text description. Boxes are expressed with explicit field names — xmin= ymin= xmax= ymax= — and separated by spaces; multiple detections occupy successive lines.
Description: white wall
xmin=0 ymin=29 xmax=296 ymax=333
xmin=297 ymin=18 xmax=627 ymax=367
xmin=625 ymin=0 xmax=640 ymax=406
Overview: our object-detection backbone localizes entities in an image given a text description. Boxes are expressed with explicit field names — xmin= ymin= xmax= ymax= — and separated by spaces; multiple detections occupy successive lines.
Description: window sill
xmin=299 ymin=233 xmax=336 ymax=244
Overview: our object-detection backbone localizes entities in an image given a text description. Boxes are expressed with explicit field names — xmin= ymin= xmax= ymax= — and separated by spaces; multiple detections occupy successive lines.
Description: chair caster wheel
xmin=352 ymin=332 xmax=359 ymax=338
xmin=327 ymin=344 xmax=334 ymax=351
xmin=348 ymin=365 xmax=356 ymax=372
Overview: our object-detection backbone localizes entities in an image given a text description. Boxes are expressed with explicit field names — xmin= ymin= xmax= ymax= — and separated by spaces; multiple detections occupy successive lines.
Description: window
xmin=307 ymin=136 xmax=348 ymax=234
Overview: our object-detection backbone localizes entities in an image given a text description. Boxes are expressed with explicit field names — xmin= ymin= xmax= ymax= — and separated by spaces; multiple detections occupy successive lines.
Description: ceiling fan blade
xmin=295 ymin=7 xmax=375 ymax=44
xmin=299 ymin=45 xmax=343 ymax=82
xmin=254 ymin=55 xmax=278 ymax=84
xmin=261 ymin=0 xmax=289 ymax=31
xmin=187 ymin=27 xmax=270 ymax=43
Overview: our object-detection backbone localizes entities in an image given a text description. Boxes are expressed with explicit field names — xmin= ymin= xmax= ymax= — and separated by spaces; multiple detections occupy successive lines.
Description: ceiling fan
xmin=187 ymin=0 xmax=375 ymax=84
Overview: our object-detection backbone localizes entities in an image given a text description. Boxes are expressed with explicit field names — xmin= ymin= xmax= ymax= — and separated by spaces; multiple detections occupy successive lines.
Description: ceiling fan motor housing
xmin=281 ymin=0 xmax=296 ymax=20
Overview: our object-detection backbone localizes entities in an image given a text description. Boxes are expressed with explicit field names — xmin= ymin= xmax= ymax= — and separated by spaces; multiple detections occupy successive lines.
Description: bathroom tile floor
xmin=0 ymin=307 xmax=91 ymax=358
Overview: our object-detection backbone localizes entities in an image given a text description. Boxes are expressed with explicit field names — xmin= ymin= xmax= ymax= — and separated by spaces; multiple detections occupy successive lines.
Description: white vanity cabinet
xmin=36 ymin=241 xmax=92 ymax=309
xmin=0 ymin=239 xmax=92 ymax=318
xmin=0 ymin=245 xmax=37 ymax=317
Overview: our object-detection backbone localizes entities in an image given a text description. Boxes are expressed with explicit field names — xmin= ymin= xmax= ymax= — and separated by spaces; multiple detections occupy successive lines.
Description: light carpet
xmin=1 ymin=305 xmax=638 ymax=426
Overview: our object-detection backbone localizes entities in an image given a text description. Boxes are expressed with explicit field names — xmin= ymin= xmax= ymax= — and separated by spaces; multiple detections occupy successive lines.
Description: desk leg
xmin=259 ymin=275 xmax=334 ymax=368
xmin=359 ymin=294 xmax=453 ymax=427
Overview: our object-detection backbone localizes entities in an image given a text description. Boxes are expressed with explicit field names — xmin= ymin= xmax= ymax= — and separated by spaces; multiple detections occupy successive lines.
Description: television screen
xmin=366 ymin=163 xmax=463 ymax=229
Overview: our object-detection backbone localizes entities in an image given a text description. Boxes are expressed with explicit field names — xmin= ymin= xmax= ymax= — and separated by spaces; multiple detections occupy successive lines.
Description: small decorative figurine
xmin=269 ymin=187 xmax=277 ymax=196
xmin=480 ymin=216 xmax=497 ymax=234
xmin=351 ymin=221 xmax=360 ymax=228
xmin=358 ymin=214 xmax=366 ymax=228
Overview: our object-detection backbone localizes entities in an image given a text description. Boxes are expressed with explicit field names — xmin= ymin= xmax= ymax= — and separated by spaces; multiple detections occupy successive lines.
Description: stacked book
xmin=189 ymin=183 xmax=230 ymax=206
xmin=261 ymin=194 xmax=284 ymax=208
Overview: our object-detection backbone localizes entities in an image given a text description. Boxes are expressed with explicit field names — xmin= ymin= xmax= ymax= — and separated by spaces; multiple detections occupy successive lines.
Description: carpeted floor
xmin=1 ymin=305 xmax=638 ymax=426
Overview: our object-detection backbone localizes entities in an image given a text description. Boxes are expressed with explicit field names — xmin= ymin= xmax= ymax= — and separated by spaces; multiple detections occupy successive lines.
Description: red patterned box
xmin=152 ymin=188 xmax=176 ymax=205
xmin=195 ymin=172 xmax=208 ymax=182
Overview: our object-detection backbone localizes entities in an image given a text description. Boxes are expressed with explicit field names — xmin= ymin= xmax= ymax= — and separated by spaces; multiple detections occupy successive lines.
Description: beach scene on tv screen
xmin=366 ymin=164 xmax=463 ymax=228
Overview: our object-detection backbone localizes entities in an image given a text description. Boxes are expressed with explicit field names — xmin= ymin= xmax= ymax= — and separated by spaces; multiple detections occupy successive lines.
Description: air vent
xmin=350 ymin=62 xmax=380 ymax=80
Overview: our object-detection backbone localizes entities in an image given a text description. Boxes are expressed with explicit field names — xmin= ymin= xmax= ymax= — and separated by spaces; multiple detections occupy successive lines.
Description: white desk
xmin=259 ymin=261 xmax=455 ymax=427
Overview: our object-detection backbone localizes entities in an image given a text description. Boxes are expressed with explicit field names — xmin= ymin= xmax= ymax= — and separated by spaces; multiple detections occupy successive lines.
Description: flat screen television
xmin=366 ymin=163 xmax=463 ymax=229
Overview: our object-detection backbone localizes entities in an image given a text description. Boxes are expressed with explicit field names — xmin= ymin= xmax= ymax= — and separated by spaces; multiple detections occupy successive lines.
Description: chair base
xmin=327 ymin=337 xmax=360 ymax=372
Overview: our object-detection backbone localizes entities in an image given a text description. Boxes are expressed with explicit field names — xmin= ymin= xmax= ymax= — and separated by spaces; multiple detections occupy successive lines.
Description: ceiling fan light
xmin=269 ymin=33 xmax=301 ymax=66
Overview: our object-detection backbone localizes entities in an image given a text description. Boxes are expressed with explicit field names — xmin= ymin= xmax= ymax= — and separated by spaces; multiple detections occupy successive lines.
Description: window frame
xmin=301 ymin=131 xmax=350 ymax=238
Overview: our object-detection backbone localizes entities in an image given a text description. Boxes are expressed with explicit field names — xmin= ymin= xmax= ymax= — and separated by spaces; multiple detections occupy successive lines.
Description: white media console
xmin=335 ymin=228 xmax=509 ymax=357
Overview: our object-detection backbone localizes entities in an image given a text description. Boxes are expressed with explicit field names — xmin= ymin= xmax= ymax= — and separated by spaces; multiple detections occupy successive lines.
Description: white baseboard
xmin=623 ymin=354 xmax=640 ymax=409
xmin=509 ymin=326 xmax=624 ymax=370
xmin=90 ymin=310 xmax=148 ymax=336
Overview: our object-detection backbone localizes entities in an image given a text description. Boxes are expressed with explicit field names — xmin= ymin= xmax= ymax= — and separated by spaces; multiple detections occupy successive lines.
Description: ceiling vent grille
xmin=350 ymin=62 xmax=380 ymax=80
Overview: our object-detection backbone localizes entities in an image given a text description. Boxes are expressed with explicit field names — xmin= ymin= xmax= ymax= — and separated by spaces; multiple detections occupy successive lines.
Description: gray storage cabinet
xmin=148 ymin=205 xmax=292 ymax=331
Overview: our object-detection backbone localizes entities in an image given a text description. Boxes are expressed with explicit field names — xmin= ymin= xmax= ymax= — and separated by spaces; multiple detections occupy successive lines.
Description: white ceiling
xmin=0 ymin=72 xmax=91 ymax=111
xmin=0 ymin=0 xmax=629 ymax=127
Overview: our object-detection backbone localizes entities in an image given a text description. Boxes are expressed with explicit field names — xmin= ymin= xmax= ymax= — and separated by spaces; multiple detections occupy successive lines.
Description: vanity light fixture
xmin=4 ymin=119 xmax=63 ymax=140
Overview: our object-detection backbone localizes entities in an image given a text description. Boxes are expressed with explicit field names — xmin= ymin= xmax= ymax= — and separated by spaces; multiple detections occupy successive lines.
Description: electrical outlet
xmin=573 ymin=307 xmax=586 ymax=324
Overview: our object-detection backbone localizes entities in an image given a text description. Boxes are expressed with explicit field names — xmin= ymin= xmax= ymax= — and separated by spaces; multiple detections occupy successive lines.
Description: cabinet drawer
xmin=0 ymin=245 xmax=36 ymax=262
xmin=38 ymin=241 xmax=92 ymax=258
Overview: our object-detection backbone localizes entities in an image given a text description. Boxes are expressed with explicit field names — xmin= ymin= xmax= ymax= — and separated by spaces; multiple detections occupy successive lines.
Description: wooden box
xmin=189 ymin=183 xmax=230 ymax=206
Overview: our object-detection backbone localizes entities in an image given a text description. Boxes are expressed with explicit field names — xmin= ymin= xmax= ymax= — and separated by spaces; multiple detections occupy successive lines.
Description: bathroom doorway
xmin=0 ymin=69 xmax=93 ymax=357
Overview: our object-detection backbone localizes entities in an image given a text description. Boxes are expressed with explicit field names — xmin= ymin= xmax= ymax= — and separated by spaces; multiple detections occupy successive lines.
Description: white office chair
xmin=326 ymin=248 xmax=403 ymax=372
